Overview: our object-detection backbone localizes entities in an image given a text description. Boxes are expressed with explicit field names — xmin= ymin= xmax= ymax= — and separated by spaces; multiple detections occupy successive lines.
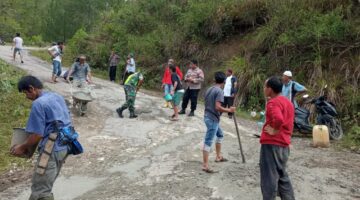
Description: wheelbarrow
xmin=70 ymin=81 xmax=95 ymax=116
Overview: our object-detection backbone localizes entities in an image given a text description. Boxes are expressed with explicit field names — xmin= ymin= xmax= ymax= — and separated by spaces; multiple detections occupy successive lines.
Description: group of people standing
xmin=108 ymin=51 xmax=136 ymax=84
xmin=9 ymin=34 xmax=307 ymax=199
xmin=159 ymin=59 xmax=238 ymax=121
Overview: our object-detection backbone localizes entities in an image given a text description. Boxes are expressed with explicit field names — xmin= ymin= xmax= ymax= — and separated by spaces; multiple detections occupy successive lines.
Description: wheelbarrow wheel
xmin=79 ymin=102 xmax=87 ymax=116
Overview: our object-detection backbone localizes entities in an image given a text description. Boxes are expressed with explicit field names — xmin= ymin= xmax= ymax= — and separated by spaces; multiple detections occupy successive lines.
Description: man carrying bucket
xmin=116 ymin=72 xmax=144 ymax=118
xmin=11 ymin=76 xmax=71 ymax=200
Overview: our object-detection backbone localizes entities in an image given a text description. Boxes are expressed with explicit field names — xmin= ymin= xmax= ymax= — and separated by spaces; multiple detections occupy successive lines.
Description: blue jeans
xmin=52 ymin=60 xmax=62 ymax=77
xmin=203 ymin=116 xmax=224 ymax=152
xmin=164 ymin=84 xmax=173 ymax=96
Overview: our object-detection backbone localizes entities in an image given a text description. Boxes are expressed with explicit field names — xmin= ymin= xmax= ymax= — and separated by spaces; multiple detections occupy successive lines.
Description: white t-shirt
xmin=126 ymin=58 xmax=136 ymax=73
xmin=224 ymin=76 xmax=233 ymax=97
xmin=13 ymin=37 xmax=23 ymax=49
xmin=48 ymin=45 xmax=62 ymax=62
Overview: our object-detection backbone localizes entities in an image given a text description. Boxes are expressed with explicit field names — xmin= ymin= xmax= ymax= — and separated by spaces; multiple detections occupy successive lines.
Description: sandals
xmin=169 ymin=114 xmax=179 ymax=121
xmin=215 ymin=157 xmax=228 ymax=162
xmin=202 ymin=168 xmax=216 ymax=173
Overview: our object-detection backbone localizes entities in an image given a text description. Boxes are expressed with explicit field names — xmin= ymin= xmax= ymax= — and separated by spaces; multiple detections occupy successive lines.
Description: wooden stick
xmin=233 ymin=114 xmax=246 ymax=163
xmin=232 ymin=83 xmax=246 ymax=163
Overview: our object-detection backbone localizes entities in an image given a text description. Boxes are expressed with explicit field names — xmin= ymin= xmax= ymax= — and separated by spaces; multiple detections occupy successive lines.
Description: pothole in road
xmin=3 ymin=175 xmax=105 ymax=200
xmin=107 ymin=158 xmax=151 ymax=179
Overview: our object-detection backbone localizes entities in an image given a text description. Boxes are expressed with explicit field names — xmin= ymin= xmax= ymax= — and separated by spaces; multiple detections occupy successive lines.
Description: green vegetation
xmin=341 ymin=125 xmax=360 ymax=152
xmin=1 ymin=0 xmax=359 ymax=148
xmin=0 ymin=60 xmax=31 ymax=172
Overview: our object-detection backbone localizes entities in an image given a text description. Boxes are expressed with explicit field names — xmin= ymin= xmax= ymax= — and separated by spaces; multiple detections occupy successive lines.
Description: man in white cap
xmin=281 ymin=70 xmax=307 ymax=107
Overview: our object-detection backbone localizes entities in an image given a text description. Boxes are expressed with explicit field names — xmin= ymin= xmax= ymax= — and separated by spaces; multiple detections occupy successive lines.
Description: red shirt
xmin=260 ymin=95 xmax=294 ymax=147
xmin=162 ymin=66 xmax=183 ymax=84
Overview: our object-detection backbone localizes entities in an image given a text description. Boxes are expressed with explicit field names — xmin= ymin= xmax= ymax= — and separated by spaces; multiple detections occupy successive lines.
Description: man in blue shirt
xmin=281 ymin=70 xmax=307 ymax=108
xmin=66 ymin=55 xmax=92 ymax=83
xmin=11 ymin=76 xmax=71 ymax=200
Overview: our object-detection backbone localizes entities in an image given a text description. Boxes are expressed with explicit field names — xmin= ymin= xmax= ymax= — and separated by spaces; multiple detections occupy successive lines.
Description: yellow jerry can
xmin=312 ymin=125 xmax=330 ymax=148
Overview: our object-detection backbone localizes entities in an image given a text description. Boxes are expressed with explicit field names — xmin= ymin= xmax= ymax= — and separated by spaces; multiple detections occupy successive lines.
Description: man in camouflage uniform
xmin=116 ymin=72 xmax=144 ymax=118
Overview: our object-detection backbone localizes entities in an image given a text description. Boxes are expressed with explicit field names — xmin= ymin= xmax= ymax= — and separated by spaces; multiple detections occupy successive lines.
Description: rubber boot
xmin=129 ymin=110 xmax=138 ymax=118
xmin=188 ymin=111 xmax=195 ymax=117
xmin=116 ymin=107 xmax=125 ymax=118
xmin=163 ymin=101 xmax=169 ymax=108
xmin=179 ymin=109 xmax=186 ymax=115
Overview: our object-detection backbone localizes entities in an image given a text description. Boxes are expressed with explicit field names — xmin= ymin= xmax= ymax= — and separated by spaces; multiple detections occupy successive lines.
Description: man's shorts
xmin=203 ymin=116 xmax=224 ymax=152
xmin=52 ymin=60 xmax=62 ymax=76
xmin=14 ymin=47 xmax=22 ymax=54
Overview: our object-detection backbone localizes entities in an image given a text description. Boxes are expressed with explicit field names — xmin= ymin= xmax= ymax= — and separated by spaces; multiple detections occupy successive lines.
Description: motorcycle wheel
xmin=326 ymin=119 xmax=343 ymax=140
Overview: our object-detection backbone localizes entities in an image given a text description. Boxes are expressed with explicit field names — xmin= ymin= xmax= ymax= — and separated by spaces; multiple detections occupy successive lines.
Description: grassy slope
xmin=0 ymin=60 xmax=31 ymax=172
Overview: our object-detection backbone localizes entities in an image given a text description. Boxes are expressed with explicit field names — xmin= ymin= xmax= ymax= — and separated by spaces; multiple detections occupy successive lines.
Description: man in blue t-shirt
xmin=202 ymin=72 xmax=235 ymax=173
xmin=11 ymin=76 xmax=71 ymax=200
xmin=281 ymin=70 xmax=307 ymax=108
xmin=67 ymin=55 xmax=92 ymax=83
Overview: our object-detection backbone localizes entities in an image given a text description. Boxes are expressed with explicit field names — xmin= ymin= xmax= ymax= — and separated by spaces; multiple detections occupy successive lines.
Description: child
xmin=202 ymin=72 xmax=235 ymax=173
xmin=169 ymin=64 xmax=184 ymax=121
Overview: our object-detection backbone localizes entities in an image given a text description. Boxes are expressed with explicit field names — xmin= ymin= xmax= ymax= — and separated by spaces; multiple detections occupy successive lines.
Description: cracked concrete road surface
xmin=0 ymin=46 xmax=359 ymax=200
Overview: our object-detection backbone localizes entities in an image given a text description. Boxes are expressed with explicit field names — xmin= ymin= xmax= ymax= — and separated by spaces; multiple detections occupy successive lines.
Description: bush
xmin=27 ymin=35 xmax=45 ymax=47
xmin=341 ymin=125 xmax=360 ymax=152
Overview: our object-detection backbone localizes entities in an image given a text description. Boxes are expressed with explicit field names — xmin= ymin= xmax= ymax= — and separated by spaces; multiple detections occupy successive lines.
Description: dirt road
xmin=0 ymin=46 xmax=359 ymax=200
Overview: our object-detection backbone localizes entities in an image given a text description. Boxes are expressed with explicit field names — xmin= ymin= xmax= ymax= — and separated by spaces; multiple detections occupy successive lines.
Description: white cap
xmin=283 ymin=70 xmax=292 ymax=77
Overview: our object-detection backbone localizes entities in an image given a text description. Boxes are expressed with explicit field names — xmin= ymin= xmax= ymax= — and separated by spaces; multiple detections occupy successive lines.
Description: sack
xmin=59 ymin=126 xmax=83 ymax=155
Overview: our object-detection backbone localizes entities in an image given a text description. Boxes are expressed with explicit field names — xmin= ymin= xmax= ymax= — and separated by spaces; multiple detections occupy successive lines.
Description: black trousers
xmin=109 ymin=66 xmax=117 ymax=81
xmin=181 ymin=88 xmax=200 ymax=111
xmin=223 ymin=96 xmax=234 ymax=116
xmin=260 ymin=144 xmax=295 ymax=200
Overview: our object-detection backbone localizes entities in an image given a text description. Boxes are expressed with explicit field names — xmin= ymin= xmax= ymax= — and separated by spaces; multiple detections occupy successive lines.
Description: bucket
xmin=11 ymin=128 xmax=37 ymax=158
xmin=164 ymin=94 xmax=173 ymax=101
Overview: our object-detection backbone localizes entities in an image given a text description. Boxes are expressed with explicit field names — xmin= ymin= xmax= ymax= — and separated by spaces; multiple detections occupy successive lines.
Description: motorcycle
xmin=294 ymin=87 xmax=343 ymax=140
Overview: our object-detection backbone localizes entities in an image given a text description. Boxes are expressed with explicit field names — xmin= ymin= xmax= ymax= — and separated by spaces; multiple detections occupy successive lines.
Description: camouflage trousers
xmin=120 ymin=85 xmax=136 ymax=112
